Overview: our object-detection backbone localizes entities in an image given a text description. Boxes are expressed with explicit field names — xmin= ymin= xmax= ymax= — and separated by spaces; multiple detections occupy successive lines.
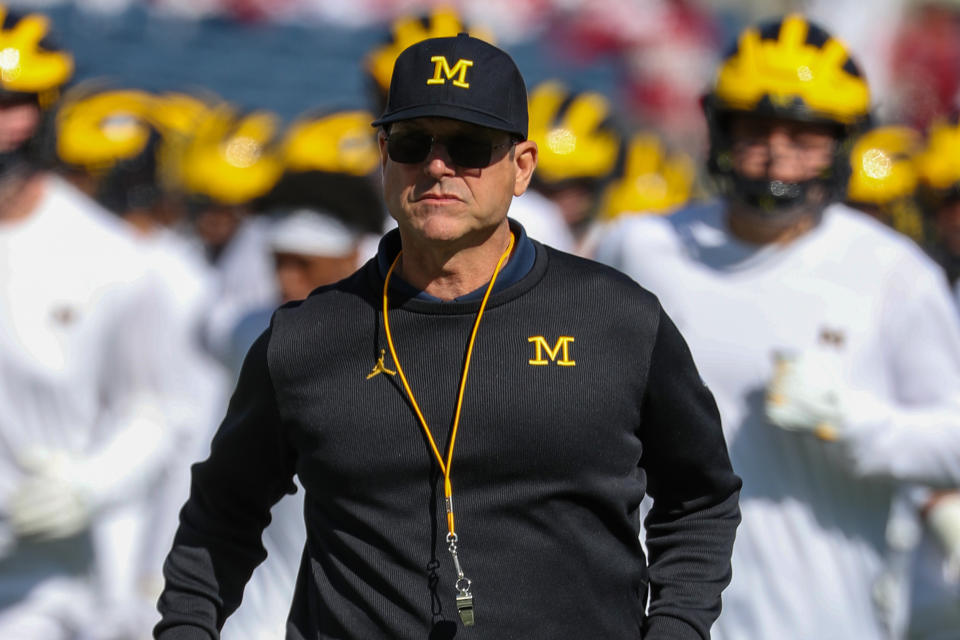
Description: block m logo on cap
xmin=427 ymin=56 xmax=474 ymax=89
xmin=372 ymin=34 xmax=528 ymax=139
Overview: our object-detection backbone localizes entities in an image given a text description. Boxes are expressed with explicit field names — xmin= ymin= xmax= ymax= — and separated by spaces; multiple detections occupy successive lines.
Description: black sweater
xmin=155 ymin=240 xmax=741 ymax=640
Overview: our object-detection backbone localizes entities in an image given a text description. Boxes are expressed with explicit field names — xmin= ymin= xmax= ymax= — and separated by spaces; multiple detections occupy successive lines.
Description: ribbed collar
xmin=366 ymin=218 xmax=548 ymax=315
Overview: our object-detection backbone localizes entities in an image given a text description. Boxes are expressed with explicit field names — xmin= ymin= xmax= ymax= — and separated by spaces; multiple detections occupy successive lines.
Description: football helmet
xmin=598 ymin=131 xmax=695 ymax=218
xmin=54 ymin=86 xmax=154 ymax=175
xmin=528 ymin=80 xmax=623 ymax=188
xmin=703 ymin=14 xmax=870 ymax=216
xmin=364 ymin=7 xmax=494 ymax=114
xmin=847 ymin=125 xmax=925 ymax=241
xmin=265 ymin=108 xmax=384 ymax=234
xmin=848 ymin=126 xmax=921 ymax=205
xmin=282 ymin=109 xmax=379 ymax=177
xmin=0 ymin=5 xmax=73 ymax=177
xmin=0 ymin=5 xmax=72 ymax=106
xmin=174 ymin=104 xmax=283 ymax=206
xmin=916 ymin=114 xmax=960 ymax=201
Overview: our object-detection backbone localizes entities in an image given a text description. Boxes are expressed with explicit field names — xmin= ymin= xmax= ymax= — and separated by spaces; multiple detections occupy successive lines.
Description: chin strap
xmin=0 ymin=150 xmax=29 ymax=182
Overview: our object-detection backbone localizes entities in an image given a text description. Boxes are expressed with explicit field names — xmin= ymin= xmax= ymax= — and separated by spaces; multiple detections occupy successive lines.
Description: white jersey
xmin=0 ymin=175 xmax=180 ymax=637
xmin=133 ymin=229 xmax=230 ymax=615
xmin=201 ymin=217 xmax=279 ymax=364
xmin=594 ymin=200 xmax=960 ymax=640
xmin=507 ymin=189 xmax=576 ymax=253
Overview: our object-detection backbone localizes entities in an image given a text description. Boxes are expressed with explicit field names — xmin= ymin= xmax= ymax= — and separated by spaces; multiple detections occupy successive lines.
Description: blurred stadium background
xmin=0 ymin=0 xmax=946 ymax=168
xmin=0 ymin=0 xmax=909 ymax=140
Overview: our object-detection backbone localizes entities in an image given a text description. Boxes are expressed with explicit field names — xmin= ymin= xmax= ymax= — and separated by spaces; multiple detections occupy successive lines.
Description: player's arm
xmin=843 ymin=261 xmax=960 ymax=484
xmin=154 ymin=327 xmax=298 ymax=639
xmin=640 ymin=305 xmax=742 ymax=640
xmin=9 ymin=272 xmax=180 ymax=540
xmin=767 ymin=260 xmax=960 ymax=485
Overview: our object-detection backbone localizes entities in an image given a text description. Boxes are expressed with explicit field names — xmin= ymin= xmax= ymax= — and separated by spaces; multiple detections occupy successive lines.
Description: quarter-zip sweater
xmin=155 ymin=238 xmax=741 ymax=640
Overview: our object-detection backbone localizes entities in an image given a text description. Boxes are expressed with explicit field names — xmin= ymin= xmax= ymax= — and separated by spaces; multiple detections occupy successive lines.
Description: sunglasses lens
xmin=387 ymin=132 xmax=432 ymax=164
xmin=447 ymin=136 xmax=494 ymax=168
xmin=387 ymin=132 xmax=501 ymax=168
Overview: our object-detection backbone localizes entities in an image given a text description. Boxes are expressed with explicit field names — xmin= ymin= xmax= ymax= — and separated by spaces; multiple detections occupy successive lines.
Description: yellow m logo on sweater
xmin=528 ymin=336 xmax=576 ymax=366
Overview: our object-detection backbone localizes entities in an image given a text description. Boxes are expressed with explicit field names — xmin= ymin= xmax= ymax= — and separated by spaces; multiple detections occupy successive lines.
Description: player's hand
xmin=765 ymin=350 xmax=847 ymax=441
xmin=927 ymin=492 xmax=960 ymax=583
xmin=8 ymin=449 xmax=92 ymax=541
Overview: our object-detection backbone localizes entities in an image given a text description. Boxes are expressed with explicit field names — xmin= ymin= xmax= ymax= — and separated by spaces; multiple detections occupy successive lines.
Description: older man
xmin=155 ymin=34 xmax=740 ymax=640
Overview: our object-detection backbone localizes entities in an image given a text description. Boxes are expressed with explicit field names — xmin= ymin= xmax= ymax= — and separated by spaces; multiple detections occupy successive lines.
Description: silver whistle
xmin=456 ymin=590 xmax=475 ymax=626
xmin=447 ymin=533 xmax=475 ymax=626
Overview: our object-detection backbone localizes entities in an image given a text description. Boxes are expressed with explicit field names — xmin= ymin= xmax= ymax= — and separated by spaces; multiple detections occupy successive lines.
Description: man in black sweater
xmin=155 ymin=34 xmax=741 ymax=640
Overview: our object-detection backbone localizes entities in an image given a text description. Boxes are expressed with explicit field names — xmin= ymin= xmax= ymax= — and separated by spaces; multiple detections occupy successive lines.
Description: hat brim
xmin=371 ymin=103 xmax=526 ymax=139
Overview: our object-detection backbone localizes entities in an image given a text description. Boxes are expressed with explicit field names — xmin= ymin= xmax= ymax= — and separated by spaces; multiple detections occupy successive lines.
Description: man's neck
xmin=0 ymin=170 xmax=45 ymax=225
xmin=396 ymin=221 xmax=514 ymax=301
xmin=725 ymin=201 xmax=819 ymax=246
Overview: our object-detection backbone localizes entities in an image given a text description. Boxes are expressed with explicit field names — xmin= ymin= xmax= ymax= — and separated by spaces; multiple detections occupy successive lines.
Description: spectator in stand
xmin=546 ymin=0 xmax=721 ymax=154
xmin=889 ymin=1 xmax=960 ymax=131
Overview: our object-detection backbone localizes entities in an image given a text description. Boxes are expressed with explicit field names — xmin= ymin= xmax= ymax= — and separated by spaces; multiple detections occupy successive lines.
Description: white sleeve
xmin=840 ymin=260 xmax=960 ymax=487
xmin=592 ymin=217 xmax=631 ymax=270
xmin=87 ymin=270 xmax=182 ymax=508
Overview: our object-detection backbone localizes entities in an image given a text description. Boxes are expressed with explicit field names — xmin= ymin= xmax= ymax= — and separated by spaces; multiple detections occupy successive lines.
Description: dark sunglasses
xmin=385 ymin=131 xmax=515 ymax=169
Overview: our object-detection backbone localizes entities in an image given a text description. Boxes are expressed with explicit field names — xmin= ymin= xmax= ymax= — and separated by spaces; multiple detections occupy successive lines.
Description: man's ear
xmin=513 ymin=139 xmax=538 ymax=197
xmin=377 ymin=129 xmax=389 ymax=171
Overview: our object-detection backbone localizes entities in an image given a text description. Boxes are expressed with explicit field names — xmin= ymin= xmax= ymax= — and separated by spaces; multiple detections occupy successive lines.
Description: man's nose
xmin=424 ymin=141 xmax=455 ymax=177
xmin=765 ymin=129 xmax=805 ymax=182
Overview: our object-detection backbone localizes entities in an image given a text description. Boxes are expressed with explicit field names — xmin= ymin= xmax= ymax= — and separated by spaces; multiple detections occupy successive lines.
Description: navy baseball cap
xmin=371 ymin=33 xmax=528 ymax=140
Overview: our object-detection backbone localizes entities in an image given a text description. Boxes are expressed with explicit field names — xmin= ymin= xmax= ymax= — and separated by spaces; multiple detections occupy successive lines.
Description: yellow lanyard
xmin=381 ymin=232 xmax=515 ymax=626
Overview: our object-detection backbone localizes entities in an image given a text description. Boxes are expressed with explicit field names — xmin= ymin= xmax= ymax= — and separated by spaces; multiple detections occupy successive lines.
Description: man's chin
xmin=411 ymin=211 xmax=471 ymax=240
xmin=410 ymin=218 xmax=504 ymax=249
xmin=417 ymin=223 xmax=472 ymax=244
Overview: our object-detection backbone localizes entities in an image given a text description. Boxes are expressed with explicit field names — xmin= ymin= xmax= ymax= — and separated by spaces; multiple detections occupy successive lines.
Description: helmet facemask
xmin=705 ymin=99 xmax=856 ymax=222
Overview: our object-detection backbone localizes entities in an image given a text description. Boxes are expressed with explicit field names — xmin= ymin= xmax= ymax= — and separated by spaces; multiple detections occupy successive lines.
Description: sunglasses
xmin=385 ymin=131 xmax=515 ymax=169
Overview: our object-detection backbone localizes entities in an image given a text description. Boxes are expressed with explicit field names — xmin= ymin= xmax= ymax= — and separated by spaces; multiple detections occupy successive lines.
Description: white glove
xmin=9 ymin=405 xmax=169 ymax=541
xmin=8 ymin=450 xmax=94 ymax=540
xmin=927 ymin=492 xmax=960 ymax=583
xmin=766 ymin=349 xmax=848 ymax=441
